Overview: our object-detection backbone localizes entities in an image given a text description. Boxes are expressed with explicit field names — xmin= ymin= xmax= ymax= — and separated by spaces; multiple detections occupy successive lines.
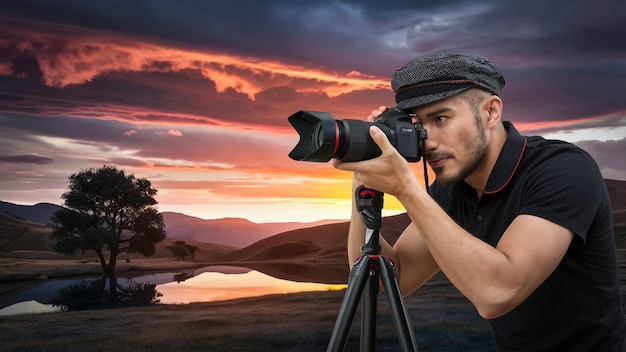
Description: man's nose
xmin=423 ymin=131 xmax=438 ymax=153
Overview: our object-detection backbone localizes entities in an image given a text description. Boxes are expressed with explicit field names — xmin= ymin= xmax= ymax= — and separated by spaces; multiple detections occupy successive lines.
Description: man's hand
xmin=367 ymin=106 xmax=388 ymax=122
xmin=333 ymin=124 xmax=421 ymax=199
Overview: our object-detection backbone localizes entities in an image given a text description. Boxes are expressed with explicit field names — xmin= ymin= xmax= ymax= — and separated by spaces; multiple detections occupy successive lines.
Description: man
xmin=333 ymin=50 xmax=625 ymax=351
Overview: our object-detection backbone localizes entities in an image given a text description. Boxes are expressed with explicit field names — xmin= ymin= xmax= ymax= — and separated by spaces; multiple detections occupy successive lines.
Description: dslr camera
xmin=287 ymin=108 xmax=427 ymax=162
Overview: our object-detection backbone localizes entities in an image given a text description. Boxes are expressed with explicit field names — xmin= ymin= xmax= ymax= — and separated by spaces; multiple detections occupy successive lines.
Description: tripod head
xmin=355 ymin=186 xmax=384 ymax=255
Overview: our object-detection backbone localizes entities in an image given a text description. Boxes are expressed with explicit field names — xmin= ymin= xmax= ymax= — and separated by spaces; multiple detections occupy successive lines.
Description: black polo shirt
xmin=429 ymin=122 xmax=624 ymax=351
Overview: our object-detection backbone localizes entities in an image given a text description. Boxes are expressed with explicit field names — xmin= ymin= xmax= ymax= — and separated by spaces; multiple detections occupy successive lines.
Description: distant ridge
xmin=0 ymin=201 xmax=62 ymax=225
xmin=220 ymin=212 xmax=411 ymax=263
xmin=0 ymin=200 xmax=345 ymax=248
xmin=1 ymin=178 xmax=623 ymax=249
xmin=161 ymin=212 xmax=344 ymax=247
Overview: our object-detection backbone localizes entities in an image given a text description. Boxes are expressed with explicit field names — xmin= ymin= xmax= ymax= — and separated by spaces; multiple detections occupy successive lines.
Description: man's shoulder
xmin=521 ymin=135 xmax=597 ymax=172
xmin=525 ymin=135 xmax=581 ymax=151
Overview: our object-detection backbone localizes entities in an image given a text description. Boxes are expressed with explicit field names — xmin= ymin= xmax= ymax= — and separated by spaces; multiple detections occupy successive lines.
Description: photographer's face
xmin=411 ymin=95 xmax=488 ymax=185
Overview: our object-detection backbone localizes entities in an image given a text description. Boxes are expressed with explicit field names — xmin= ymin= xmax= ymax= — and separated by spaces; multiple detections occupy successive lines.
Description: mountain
xmin=0 ymin=212 xmax=57 ymax=254
xmin=161 ymin=212 xmax=343 ymax=248
xmin=1 ymin=178 xmax=623 ymax=250
xmin=0 ymin=211 xmax=234 ymax=262
xmin=216 ymin=212 xmax=412 ymax=284
xmin=220 ymin=212 xmax=411 ymax=264
xmin=162 ymin=212 xmax=276 ymax=248
xmin=0 ymin=200 xmax=345 ymax=248
xmin=0 ymin=201 xmax=63 ymax=225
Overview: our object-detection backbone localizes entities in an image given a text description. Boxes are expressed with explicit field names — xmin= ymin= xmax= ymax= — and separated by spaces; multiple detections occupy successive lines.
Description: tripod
xmin=327 ymin=186 xmax=419 ymax=352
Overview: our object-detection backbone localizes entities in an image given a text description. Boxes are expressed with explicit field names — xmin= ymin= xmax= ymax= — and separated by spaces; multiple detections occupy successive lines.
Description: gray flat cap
xmin=392 ymin=50 xmax=506 ymax=110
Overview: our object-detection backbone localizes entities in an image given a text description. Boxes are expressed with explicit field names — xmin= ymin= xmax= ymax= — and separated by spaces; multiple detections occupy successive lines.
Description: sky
xmin=0 ymin=0 xmax=625 ymax=223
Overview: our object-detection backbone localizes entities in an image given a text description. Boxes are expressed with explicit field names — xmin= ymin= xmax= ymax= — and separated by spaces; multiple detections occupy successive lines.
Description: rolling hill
xmin=0 ymin=211 xmax=234 ymax=262
xmin=161 ymin=212 xmax=342 ymax=247
xmin=219 ymin=212 xmax=411 ymax=264
xmin=0 ymin=201 xmax=62 ymax=225
xmin=0 ymin=212 xmax=57 ymax=254
xmin=0 ymin=201 xmax=344 ymax=248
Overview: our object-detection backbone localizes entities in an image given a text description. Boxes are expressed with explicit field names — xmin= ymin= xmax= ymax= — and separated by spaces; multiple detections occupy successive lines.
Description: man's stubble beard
xmin=431 ymin=115 xmax=488 ymax=186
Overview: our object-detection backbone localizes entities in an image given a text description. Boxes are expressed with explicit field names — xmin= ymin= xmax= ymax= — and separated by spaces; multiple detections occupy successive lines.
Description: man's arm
xmin=398 ymin=189 xmax=574 ymax=318
xmin=346 ymin=175 xmax=440 ymax=297
xmin=336 ymin=126 xmax=574 ymax=319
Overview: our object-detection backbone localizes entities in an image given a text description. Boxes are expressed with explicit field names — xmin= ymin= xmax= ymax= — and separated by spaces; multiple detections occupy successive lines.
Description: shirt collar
xmin=484 ymin=122 xmax=527 ymax=194
xmin=450 ymin=121 xmax=527 ymax=197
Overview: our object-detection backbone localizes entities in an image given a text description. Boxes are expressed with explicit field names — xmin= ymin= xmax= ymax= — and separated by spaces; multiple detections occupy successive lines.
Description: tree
xmin=51 ymin=165 xmax=166 ymax=299
xmin=166 ymin=240 xmax=199 ymax=261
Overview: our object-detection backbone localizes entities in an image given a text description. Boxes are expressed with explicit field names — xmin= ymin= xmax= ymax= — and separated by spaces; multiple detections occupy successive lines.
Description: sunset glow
xmin=1 ymin=2 xmax=625 ymax=223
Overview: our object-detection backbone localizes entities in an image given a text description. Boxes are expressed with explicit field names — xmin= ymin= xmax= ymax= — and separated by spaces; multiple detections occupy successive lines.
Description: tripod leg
xmin=378 ymin=256 xmax=419 ymax=352
xmin=361 ymin=265 xmax=378 ymax=352
xmin=327 ymin=255 xmax=372 ymax=352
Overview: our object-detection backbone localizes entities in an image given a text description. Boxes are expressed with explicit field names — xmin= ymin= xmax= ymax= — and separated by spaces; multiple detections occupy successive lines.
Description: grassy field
xmin=0 ymin=211 xmax=496 ymax=351
xmin=0 ymin=274 xmax=497 ymax=352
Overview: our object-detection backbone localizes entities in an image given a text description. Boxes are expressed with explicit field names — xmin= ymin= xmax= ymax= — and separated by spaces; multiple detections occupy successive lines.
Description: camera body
xmin=288 ymin=108 xmax=427 ymax=162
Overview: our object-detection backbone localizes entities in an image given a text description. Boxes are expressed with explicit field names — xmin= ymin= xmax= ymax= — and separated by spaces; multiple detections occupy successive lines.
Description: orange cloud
xmin=3 ymin=22 xmax=388 ymax=100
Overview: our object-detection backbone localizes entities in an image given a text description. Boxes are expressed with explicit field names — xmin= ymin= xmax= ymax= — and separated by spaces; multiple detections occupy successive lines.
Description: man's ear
xmin=484 ymin=95 xmax=503 ymax=128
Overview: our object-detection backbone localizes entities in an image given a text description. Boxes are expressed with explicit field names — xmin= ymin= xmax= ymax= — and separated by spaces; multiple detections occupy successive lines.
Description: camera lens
xmin=287 ymin=109 xmax=424 ymax=163
xmin=312 ymin=122 xmax=325 ymax=150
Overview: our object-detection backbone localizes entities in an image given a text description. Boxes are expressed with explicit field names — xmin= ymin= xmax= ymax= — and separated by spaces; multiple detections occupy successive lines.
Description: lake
xmin=0 ymin=265 xmax=346 ymax=316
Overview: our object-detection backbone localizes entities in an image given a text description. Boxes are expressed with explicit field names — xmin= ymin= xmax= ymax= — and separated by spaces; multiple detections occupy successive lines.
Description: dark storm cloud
xmin=0 ymin=0 xmax=624 ymax=213
xmin=467 ymin=1 xmax=626 ymax=60
xmin=0 ymin=154 xmax=53 ymax=164
xmin=4 ymin=1 xmax=623 ymax=71
xmin=0 ymin=0 xmax=624 ymax=164
xmin=0 ymin=71 xmax=374 ymax=129
xmin=2 ymin=0 xmax=624 ymax=107
xmin=503 ymin=61 xmax=626 ymax=122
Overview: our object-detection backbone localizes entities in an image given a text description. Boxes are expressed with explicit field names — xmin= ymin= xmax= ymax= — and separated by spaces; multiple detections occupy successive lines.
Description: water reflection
xmin=0 ymin=265 xmax=346 ymax=316
xmin=156 ymin=269 xmax=345 ymax=304
xmin=0 ymin=300 xmax=60 ymax=315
